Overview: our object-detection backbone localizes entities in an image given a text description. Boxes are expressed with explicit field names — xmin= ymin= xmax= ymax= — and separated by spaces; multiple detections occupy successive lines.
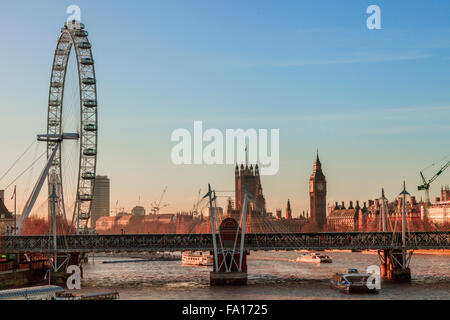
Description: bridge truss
xmin=1 ymin=232 xmax=449 ymax=254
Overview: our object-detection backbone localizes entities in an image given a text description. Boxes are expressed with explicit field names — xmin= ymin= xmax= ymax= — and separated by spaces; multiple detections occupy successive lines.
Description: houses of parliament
xmin=223 ymin=153 xmax=327 ymax=232
xmin=93 ymin=153 xmax=327 ymax=234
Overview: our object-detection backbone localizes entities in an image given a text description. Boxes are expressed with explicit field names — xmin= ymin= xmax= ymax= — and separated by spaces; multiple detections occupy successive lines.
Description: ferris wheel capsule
xmin=83 ymin=99 xmax=97 ymax=107
xmin=78 ymin=41 xmax=91 ymax=49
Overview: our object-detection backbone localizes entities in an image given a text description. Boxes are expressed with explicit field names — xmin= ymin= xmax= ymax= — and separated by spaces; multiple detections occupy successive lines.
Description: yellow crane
xmin=418 ymin=160 xmax=450 ymax=217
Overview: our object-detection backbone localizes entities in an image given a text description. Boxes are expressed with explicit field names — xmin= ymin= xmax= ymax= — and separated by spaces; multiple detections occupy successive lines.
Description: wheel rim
xmin=47 ymin=21 xmax=98 ymax=234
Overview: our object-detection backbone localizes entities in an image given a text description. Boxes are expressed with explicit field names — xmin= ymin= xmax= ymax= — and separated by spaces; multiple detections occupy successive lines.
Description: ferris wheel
xmin=46 ymin=20 xmax=98 ymax=233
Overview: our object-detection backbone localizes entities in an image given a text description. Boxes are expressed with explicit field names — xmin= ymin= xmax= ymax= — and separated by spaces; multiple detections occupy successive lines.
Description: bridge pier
xmin=206 ymin=183 xmax=250 ymax=286
xmin=41 ymin=252 xmax=83 ymax=286
xmin=210 ymin=272 xmax=247 ymax=285
xmin=378 ymin=249 xmax=411 ymax=282
xmin=210 ymin=251 xmax=248 ymax=287
xmin=210 ymin=250 xmax=248 ymax=285
xmin=210 ymin=218 xmax=248 ymax=286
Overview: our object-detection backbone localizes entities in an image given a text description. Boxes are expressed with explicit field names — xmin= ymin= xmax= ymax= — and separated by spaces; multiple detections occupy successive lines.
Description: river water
xmin=80 ymin=251 xmax=450 ymax=300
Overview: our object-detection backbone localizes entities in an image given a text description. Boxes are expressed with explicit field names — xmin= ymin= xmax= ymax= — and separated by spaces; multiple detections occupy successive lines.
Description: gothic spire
xmin=311 ymin=150 xmax=325 ymax=180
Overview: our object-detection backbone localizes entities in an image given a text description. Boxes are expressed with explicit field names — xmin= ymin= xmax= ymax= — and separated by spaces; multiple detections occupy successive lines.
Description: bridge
xmin=2 ymin=231 xmax=449 ymax=253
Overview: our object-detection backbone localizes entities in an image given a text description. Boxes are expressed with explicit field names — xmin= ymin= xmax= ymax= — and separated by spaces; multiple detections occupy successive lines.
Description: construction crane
xmin=150 ymin=186 xmax=169 ymax=215
xmin=418 ymin=160 xmax=450 ymax=217
xmin=191 ymin=188 xmax=202 ymax=215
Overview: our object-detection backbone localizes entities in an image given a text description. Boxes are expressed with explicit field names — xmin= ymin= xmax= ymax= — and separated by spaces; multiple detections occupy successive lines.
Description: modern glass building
xmin=91 ymin=175 xmax=110 ymax=229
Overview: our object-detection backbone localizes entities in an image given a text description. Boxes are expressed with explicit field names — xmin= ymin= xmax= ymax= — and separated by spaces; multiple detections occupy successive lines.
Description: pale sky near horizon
xmin=0 ymin=1 xmax=450 ymax=218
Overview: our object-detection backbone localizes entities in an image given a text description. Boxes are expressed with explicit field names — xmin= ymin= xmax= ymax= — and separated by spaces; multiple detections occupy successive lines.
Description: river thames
xmin=80 ymin=251 xmax=450 ymax=300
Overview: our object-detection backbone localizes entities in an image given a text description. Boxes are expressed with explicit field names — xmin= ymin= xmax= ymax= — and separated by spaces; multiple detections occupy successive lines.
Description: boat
xmin=0 ymin=285 xmax=64 ymax=300
xmin=0 ymin=253 xmax=70 ymax=289
xmin=295 ymin=252 xmax=333 ymax=263
xmin=182 ymin=251 xmax=213 ymax=266
xmin=0 ymin=285 xmax=119 ymax=300
xmin=330 ymin=268 xmax=379 ymax=294
xmin=55 ymin=291 xmax=119 ymax=300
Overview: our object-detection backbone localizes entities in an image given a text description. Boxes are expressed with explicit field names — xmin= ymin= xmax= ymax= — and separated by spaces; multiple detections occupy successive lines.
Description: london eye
xmin=45 ymin=20 xmax=98 ymax=233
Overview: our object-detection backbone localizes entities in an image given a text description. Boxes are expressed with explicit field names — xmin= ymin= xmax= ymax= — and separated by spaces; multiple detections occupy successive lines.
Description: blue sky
xmin=0 ymin=1 xmax=449 ymax=216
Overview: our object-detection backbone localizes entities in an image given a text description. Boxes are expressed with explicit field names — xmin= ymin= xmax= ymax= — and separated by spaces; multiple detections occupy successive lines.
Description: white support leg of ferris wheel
xmin=17 ymin=143 xmax=60 ymax=234
xmin=17 ymin=132 xmax=79 ymax=235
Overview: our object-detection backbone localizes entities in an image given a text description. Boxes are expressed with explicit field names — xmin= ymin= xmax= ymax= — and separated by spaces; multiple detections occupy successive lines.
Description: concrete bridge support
xmin=210 ymin=271 xmax=247 ymax=285
xmin=210 ymin=249 xmax=248 ymax=285
xmin=207 ymin=183 xmax=250 ymax=286
xmin=209 ymin=218 xmax=248 ymax=286
xmin=377 ymin=183 xmax=414 ymax=283
xmin=46 ymin=252 xmax=83 ymax=286
xmin=378 ymin=249 xmax=412 ymax=282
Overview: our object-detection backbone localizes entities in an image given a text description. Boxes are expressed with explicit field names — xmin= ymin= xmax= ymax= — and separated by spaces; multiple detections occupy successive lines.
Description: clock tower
xmin=309 ymin=151 xmax=327 ymax=229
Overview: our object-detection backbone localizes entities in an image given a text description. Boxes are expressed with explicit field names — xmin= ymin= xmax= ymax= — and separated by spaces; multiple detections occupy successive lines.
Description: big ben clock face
xmin=317 ymin=182 xmax=324 ymax=191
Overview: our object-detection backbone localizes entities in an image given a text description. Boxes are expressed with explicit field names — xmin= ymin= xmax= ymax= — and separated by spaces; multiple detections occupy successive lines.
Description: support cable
xmin=0 ymin=140 xmax=36 ymax=184
xmin=4 ymin=151 xmax=47 ymax=190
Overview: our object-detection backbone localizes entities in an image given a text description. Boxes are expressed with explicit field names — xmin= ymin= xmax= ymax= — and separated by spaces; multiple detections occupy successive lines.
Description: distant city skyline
xmin=1 ymin=1 xmax=450 ymax=219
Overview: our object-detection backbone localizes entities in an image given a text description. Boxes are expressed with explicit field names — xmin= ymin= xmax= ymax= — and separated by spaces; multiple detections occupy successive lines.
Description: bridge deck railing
xmin=1 ymin=232 xmax=449 ymax=253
